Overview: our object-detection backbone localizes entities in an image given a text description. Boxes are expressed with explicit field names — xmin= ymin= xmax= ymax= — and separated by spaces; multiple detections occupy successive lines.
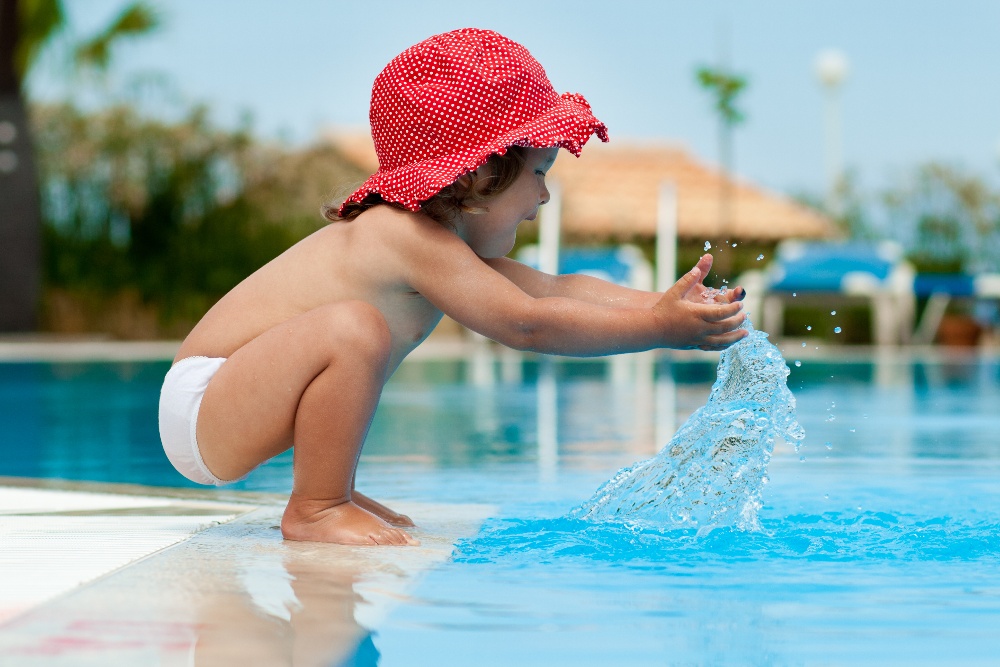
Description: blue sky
xmin=31 ymin=0 xmax=1000 ymax=197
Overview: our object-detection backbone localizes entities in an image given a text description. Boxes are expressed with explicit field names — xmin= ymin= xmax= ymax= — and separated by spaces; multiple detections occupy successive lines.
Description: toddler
xmin=159 ymin=28 xmax=747 ymax=546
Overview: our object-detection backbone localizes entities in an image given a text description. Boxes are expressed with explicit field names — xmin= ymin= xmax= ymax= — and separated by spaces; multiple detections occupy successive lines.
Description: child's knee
xmin=320 ymin=301 xmax=391 ymax=366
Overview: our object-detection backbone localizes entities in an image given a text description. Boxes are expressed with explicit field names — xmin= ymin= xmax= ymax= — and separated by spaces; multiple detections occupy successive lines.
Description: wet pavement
xmin=0 ymin=479 xmax=491 ymax=666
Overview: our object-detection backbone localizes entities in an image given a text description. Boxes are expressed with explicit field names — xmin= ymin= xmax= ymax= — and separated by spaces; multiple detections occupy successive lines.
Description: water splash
xmin=569 ymin=318 xmax=804 ymax=534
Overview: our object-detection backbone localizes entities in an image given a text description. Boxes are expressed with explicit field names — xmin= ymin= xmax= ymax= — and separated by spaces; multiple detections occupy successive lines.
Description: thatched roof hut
xmin=547 ymin=141 xmax=834 ymax=242
xmin=324 ymin=132 xmax=835 ymax=242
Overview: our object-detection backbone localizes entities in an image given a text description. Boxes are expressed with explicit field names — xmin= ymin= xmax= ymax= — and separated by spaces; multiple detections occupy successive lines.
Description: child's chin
xmin=480 ymin=242 xmax=515 ymax=259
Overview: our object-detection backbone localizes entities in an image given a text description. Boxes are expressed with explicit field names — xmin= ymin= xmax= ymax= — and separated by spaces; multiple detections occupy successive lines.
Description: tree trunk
xmin=0 ymin=0 xmax=42 ymax=332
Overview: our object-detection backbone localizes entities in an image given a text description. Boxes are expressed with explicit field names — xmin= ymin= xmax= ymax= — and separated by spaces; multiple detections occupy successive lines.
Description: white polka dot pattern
xmin=339 ymin=28 xmax=609 ymax=215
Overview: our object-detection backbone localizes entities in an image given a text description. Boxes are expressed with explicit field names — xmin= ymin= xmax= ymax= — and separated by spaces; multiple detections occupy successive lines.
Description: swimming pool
xmin=2 ymin=350 xmax=999 ymax=664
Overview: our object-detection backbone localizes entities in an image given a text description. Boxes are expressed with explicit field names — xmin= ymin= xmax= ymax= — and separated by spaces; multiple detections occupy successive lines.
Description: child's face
xmin=459 ymin=147 xmax=558 ymax=258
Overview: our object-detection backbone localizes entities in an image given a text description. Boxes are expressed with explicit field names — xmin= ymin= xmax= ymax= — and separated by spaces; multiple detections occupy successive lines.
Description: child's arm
xmin=398 ymin=220 xmax=745 ymax=356
xmin=484 ymin=254 xmax=745 ymax=309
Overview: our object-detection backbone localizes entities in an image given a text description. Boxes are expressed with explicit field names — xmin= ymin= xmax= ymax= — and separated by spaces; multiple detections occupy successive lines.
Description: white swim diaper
xmin=158 ymin=355 xmax=246 ymax=486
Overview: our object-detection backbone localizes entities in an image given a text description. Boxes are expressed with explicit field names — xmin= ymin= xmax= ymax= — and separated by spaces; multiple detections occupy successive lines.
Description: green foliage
xmin=14 ymin=0 xmax=65 ymax=79
xmin=74 ymin=3 xmax=159 ymax=72
xmin=796 ymin=163 xmax=1000 ymax=274
xmin=32 ymin=102 xmax=367 ymax=333
xmin=15 ymin=1 xmax=158 ymax=81
xmin=882 ymin=163 xmax=1000 ymax=273
xmin=793 ymin=169 xmax=879 ymax=241
xmin=695 ymin=66 xmax=748 ymax=127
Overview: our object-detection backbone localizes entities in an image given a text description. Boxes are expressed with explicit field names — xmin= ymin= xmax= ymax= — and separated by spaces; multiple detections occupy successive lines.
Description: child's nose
xmin=539 ymin=182 xmax=550 ymax=205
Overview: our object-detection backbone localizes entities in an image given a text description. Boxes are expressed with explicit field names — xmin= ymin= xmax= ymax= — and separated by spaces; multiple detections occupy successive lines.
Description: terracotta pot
xmin=935 ymin=314 xmax=983 ymax=347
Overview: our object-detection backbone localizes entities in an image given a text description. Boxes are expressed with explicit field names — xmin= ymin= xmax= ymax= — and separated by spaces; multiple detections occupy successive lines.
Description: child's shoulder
xmin=349 ymin=205 xmax=465 ymax=251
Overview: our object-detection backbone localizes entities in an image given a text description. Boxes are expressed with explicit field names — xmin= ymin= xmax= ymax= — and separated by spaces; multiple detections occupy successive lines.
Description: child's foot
xmin=353 ymin=490 xmax=416 ymax=527
xmin=281 ymin=497 xmax=419 ymax=546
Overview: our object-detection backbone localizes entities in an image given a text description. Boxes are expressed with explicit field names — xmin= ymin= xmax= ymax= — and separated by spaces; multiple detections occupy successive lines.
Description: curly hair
xmin=324 ymin=146 xmax=527 ymax=226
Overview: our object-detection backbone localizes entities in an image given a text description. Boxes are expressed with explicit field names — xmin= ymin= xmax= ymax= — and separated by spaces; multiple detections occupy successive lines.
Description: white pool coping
xmin=0 ymin=486 xmax=249 ymax=625
xmin=0 ymin=481 xmax=494 ymax=665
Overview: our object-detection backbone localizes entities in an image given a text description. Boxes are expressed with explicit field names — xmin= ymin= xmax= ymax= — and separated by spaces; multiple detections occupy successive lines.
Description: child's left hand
xmin=650 ymin=253 xmax=748 ymax=351
xmin=684 ymin=254 xmax=746 ymax=305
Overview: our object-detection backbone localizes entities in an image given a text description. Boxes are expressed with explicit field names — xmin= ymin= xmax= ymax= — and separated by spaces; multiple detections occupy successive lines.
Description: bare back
xmin=176 ymin=207 xmax=446 ymax=375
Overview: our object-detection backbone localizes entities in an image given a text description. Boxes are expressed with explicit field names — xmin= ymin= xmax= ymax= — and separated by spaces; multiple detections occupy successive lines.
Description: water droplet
xmin=704 ymin=241 xmax=712 ymax=251
xmin=794 ymin=360 xmax=802 ymax=367
xmin=825 ymin=442 xmax=833 ymax=450
xmin=834 ymin=326 xmax=842 ymax=334
xmin=792 ymin=292 xmax=797 ymax=297
xmin=824 ymin=493 xmax=830 ymax=500
xmin=731 ymin=243 xmax=737 ymax=247
xmin=799 ymin=456 xmax=806 ymax=462
xmin=849 ymin=428 xmax=856 ymax=433
xmin=830 ymin=310 xmax=837 ymax=315
xmin=801 ymin=342 xmax=807 ymax=347
xmin=756 ymin=254 xmax=764 ymax=261
xmin=806 ymin=325 xmax=812 ymax=331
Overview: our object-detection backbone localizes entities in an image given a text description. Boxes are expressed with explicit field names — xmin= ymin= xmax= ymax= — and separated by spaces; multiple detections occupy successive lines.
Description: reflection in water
xmin=192 ymin=548 xmax=371 ymax=666
xmin=536 ymin=356 xmax=558 ymax=481
xmin=1 ymin=354 xmax=998 ymax=493
xmin=0 ymin=500 xmax=489 ymax=665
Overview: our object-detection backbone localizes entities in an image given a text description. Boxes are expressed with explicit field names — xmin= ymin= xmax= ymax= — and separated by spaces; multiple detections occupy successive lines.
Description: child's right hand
xmin=652 ymin=254 xmax=748 ymax=351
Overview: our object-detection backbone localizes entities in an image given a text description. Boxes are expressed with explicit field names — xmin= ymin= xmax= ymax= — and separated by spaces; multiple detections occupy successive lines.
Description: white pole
xmin=536 ymin=182 xmax=561 ymax=479
xmin=656 ymin=181 xmax=678 ymax=292
xmin=815 ymin=50 xmax=848 ymax=217
xmin=824 ymin=85 xmax=843 ymax=215
xmin=538 ymin=181 xmax=562 ymax=276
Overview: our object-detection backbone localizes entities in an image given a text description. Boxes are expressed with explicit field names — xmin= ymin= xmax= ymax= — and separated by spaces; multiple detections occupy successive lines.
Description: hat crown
xmin=370 ymin=28 xmax=559 ymax=171
xmin=338 ymin=28 xmax=607 ymax=215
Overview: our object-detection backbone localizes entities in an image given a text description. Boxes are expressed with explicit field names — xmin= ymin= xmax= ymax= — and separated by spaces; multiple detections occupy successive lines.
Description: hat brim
xmin=338 ymin=92 xmax=608 ymax=215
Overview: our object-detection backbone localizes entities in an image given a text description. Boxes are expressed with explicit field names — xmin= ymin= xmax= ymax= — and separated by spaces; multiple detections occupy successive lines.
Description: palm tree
xmin=0 ymin=0 xmax=157 ymax=332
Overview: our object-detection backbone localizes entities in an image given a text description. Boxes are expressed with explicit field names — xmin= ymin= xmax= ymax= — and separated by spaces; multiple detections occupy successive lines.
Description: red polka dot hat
xmin=339 ymin=28 xmax=609 ymax=215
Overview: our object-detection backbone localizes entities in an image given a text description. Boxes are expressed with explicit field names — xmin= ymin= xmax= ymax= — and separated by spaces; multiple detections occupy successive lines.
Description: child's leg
xmin=353 ymin=490 xmax=414 ymax=527
xmin=348 ymin=469 xmax=414 ymax=527
xmin=194 ymin=301 xmax=417 ymax=546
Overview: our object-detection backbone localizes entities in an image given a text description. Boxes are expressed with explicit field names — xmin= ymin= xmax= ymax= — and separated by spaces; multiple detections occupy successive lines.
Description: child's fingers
xmin=707 ymin=310 xmax=747 ymax=335
xmin=669 ymin=254 xmax=715 ymax=299
xmin=701 ymin=300 xmax=744 ymax=322
xmin=692 ymin=253 xmax=713 ymax=282
xmin=724 ymin=286 xmax=746 ymax=302
xmin=698 ymin=327 xmax=749 ymax=351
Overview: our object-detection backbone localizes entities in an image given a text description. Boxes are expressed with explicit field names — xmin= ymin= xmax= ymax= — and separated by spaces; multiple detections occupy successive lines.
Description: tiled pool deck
xmin=0 ymin=478 xmax=492 ymax=665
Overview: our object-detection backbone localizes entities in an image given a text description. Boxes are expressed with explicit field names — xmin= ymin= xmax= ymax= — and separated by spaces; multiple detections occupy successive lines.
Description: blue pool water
xmin=2 ymin=349 xmax=1000 ymax=664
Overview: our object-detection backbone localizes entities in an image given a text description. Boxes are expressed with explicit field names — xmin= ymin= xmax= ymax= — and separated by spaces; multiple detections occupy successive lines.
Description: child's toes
xmin=388 ymin=527 xmax=419 ymax=546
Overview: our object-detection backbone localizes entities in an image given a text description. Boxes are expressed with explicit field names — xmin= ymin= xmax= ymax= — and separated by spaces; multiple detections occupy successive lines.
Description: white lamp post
xmin=815 ymin=49 xmax=848 ymax=217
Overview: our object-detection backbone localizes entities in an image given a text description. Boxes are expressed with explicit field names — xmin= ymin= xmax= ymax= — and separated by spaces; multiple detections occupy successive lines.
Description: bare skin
xmin=173 ymin=147 xmax=747 ymax=547
xmin=353 ymin=490 xmax=414 ymax=527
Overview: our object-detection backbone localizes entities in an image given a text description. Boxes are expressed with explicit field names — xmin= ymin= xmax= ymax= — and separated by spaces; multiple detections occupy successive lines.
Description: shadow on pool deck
xmin=0 ymin=478 xmax=493 ymax=666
